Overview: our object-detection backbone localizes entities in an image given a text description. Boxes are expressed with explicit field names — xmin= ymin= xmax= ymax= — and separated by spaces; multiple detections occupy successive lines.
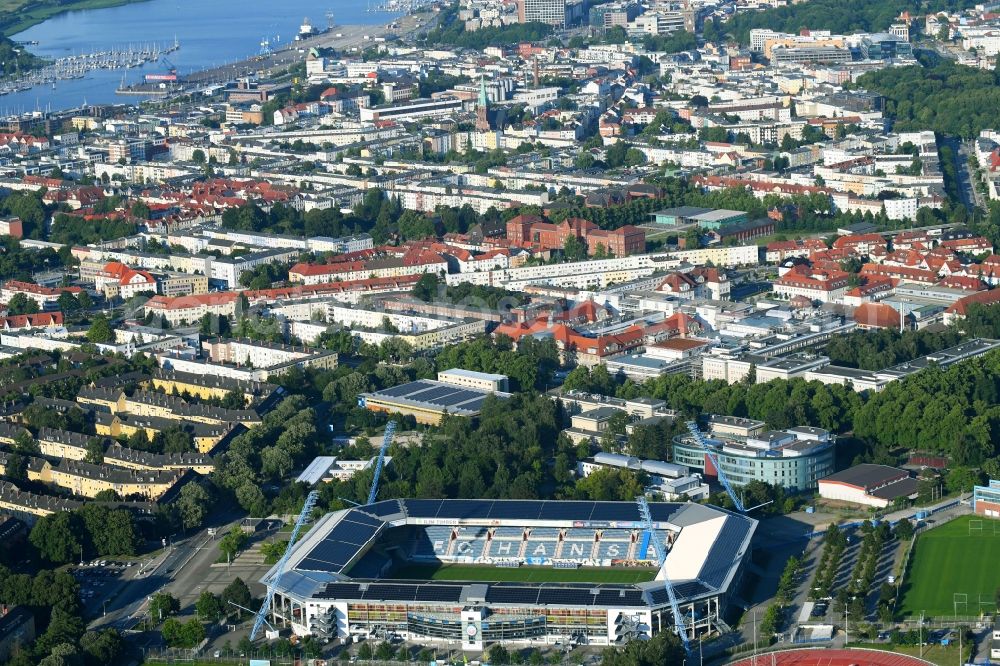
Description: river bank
xmin=0 ymin=0 xmax=150 ymax=36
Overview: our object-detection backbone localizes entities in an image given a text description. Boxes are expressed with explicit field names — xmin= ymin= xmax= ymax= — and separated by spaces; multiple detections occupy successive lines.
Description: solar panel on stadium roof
xmin=588 ymin=502 xmax=638 ymax=521
xmin=594 ymin=589 xmax=645 ymax=606
xmin=434 ymin=499 xmax=495 ymax=519
xmin=364 ymin=583 xmax=420 ymax=601
xmin=537 ymin=501 xmax=592 ymax=520
xmin=648 ymin=503 xmax=684 ymax=523
xmin=318 ymin=582 xmax=366 ymax=599
xmin=343 ymin=510 xmax=385 ymax=528
xmin=647 ymin=588 xmax=669 ymax=605
xmin=671 ymin=580 xmax=712 ymax=597
xmin=488 ymin=500 xmax=543 ymax=519
xmin=362 ymin=500 xmax=403 ymax=517
xmin=414 ymin=585 xmax=463 ymax=602
xmin=329 ymin=522 xmax=379 ymax=546
xmin=698 ymin=517 xmax=750 ymax=589
xmin=403 ymin=499 xmax=445 ymax=517
xmin=537 ymin=588 xmax=599 ymax=606
xmin=485 ymin=587 xmax=542 ymax=605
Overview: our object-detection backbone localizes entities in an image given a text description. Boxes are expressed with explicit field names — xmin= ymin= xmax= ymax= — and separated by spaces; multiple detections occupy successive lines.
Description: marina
xmin=1 ymin=0 xmax=403 ymax=111
xmin=0 ymin=40 xmax=179 ymax=97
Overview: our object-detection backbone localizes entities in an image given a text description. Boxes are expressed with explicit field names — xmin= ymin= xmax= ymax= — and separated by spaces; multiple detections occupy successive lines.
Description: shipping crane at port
xmin=685 ymin=420 xmax=772 ymax=513
xmin=250 ymin=489 xmax=320 ymax=641
xmin=636 ymin=495 xmax=691 ymax=656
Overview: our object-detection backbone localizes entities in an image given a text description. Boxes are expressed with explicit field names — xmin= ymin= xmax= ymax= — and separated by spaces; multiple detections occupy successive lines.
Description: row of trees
xmin=0 ymin=563 xmax=122 ymax=666
xmin=29 ymin=504 xmax=140 ymax=564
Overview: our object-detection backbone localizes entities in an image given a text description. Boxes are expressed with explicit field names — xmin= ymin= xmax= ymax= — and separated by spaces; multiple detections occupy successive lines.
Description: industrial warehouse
xmin=260 ymin=498 xmax=756 ymax=650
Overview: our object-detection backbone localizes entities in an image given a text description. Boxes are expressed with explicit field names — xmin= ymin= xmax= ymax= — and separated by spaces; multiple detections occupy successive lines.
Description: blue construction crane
xmin=250 ymin=489 xmax=320 ymax=640
xmin=685 ymin=420 xmax=772 ymax=514
xmin=367 ymin=421 xmax=396 ymax=505
xmin=636 ymin=495 xmax=691 ymax=655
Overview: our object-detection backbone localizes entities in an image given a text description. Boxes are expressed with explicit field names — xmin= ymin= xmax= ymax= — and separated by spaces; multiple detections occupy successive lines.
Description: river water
xmin=4 ymin=0 xmax=399 ymax=113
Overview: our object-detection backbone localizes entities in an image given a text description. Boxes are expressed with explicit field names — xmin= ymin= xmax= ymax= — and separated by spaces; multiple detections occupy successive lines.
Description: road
xmin=959 ymin=139 xmax=986 ymax=210
xmin=946 ymin=136 xmax=981 ymax=210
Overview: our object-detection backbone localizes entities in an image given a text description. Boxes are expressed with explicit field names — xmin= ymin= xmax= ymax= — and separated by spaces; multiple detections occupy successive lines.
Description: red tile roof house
xmin=944 ymin=289 xmax=1000 ymax=325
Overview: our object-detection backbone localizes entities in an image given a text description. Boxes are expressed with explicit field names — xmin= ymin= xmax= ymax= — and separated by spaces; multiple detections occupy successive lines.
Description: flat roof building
xmin=817 ymin=464 xmax=918 ymax=508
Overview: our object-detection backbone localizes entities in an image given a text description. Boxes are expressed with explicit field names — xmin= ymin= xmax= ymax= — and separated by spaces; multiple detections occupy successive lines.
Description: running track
xmin=728 ymin=648 xmax=934 ymax=666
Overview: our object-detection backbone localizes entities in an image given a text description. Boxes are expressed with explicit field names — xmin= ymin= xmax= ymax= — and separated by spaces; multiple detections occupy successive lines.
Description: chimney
xmin=678 ymin=314 xmax=688 ymax=338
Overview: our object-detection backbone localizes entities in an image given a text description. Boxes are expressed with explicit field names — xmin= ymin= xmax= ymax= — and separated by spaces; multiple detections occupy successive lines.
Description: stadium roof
xmin=267 ymin=499 xmax=756 ymax=608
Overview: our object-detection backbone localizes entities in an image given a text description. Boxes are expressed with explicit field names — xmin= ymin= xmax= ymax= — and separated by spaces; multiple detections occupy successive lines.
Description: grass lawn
xmin=899 ymin=515 xmax=1000 ymax=618
xmin=389 ymin=563 xmax=657 ymax=584
xmin=846 ymin=643 xmax=971 ymax=666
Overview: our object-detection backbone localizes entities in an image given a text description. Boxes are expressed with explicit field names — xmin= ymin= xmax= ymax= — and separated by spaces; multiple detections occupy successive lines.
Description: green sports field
xmin=900 ymin=515 xmax=1000 ymax=618
xmin=388 ymin=563 xmax=658 ymax=584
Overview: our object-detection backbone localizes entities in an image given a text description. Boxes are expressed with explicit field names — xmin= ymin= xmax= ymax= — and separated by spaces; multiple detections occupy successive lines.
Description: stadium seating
xmin=559 ymin=540 xmax=595 ymax=560
xmin=493 ymin=526 xmax=526 ymax=538
xmin=527 ymin=527 xmax=561 ymax=539
xmin=488 ymin=539 xmax=522 ymax=559
xmin=595 ymin=540 xmax=630 ymax=561
xmin=451 ymin=527 xmax=489 ymax=559
xmin=600 ymin=529 xmax=634 ymax=542
xmin=410 ymin=526 xmax=454 ymax=560
xmin=561 ymin=528 xmax=597 ymax=541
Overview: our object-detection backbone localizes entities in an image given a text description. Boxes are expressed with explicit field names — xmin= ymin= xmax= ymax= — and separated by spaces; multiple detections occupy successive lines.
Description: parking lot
xmin=72 ymin=559 xmax=144 ymax=616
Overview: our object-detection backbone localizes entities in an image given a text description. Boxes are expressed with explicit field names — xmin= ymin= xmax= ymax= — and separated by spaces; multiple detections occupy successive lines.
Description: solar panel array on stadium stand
xmin=399 ymin=499 xmax=669 ymax=523
xmin=361 ymin=500 xmax=404 ymax=518
xmin=298 ymin=510 xmax=384 ymax=572
xmin=317 ymin=582 xmax=464 ymax=603
xmin=697 ymin=516 xmax=752 ymax=589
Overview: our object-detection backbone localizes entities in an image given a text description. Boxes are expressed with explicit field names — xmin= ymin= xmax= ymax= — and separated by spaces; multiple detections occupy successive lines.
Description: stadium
xmin=262 ymin=498 xmax=756 ymax=650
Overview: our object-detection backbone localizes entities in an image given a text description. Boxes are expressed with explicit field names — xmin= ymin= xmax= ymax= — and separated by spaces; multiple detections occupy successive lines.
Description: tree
xmin=30 ymin=512 xmax=85 ymax=564
xmin=86 ymin=315 xmax=114 ymax=343
xmin=218 ymin=526 xmax=249 ymax=562
xmin=84 ymin=437 xmax=105 ymax=465
xmin=79 ymin=629 xmax=123 ymax=665
xmin=13 ymin=430 xmax=37 ymax=454
xmin=149 ymin=592 xmax=179 ymax=622
xmin=4 ymin=451 xmax=27 ymax=483
xmin=221 ymin=577 xmax=253 ymax=613
xmin=130 ymin=201 xmax=151 ymax=219
xmin=162 ymin=617 xmax=205 ymax=648
xmin=57 ymin=291 xmax=80 ymax=313
xmin=411 ymin=272 xmax=440 ymax=302
xmin=6 ymin=292 xmax=38 ymax=315
xmin=196 ymin=590 xmax=223 ymax=623
xmin=176 ymin=481 xmax=212 ymax=530
xmin=191 ymin=149 xmax=206 ymax=164
xmin=489 ymin=644 xmax=510 ymax=664
xmin=77 ymin=291 xmax=93 ymax=310
xmin=563 ymin=234 xmax=586 ymax=261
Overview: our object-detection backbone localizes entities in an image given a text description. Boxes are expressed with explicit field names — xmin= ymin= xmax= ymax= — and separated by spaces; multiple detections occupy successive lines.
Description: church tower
xmin=475 ymin=76 xmax=491 ymax=132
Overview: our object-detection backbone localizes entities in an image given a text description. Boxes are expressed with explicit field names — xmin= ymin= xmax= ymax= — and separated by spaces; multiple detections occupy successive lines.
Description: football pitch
xmin=389 ymin=563 xmax=658 ymax=584
xmin=900 ymin=515 xmax=1000 ymax=618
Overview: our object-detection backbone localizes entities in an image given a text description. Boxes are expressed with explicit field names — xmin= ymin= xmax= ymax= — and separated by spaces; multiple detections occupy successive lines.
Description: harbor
xmin=0 ymin=39 xmax=179 ymax=97
xmin=1 ymin=0 xmax=405 ymax=111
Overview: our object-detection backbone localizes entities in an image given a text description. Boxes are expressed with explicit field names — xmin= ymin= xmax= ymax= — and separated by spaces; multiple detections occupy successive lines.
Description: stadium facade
xmin=263 ymin=499 xmax=756 ymax=650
